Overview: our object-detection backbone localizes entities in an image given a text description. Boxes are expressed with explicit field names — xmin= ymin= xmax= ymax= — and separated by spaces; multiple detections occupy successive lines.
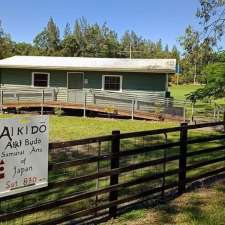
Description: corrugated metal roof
xmin=0 ymin=56 xmax=176 ymax=73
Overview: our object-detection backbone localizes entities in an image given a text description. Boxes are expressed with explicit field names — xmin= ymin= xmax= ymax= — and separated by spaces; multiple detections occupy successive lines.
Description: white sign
xmin=0 ymin=116 xmax=48 ymax=197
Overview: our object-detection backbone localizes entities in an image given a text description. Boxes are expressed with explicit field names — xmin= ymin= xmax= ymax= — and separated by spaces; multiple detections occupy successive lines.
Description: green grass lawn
xmin=0 ymin=111 xmax=224 ymax=224
xmin=0 ymin=114 xmax=178 ymax=142
xmin=169 ymin=84 xmax=225 ymax=121
xmin=105 ymin=180 xmax=225 ymax=225
xmin=169 ymin=84 xmax=202 ymax=101
xmin=170 ymin=84 xmax=225 ymax=105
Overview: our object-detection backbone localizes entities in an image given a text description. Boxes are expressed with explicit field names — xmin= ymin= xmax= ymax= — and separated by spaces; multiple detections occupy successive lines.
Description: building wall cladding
xmin=0 ymin=69 xmax=166 ymax=90
xmin=0 ymin=68 xmax=167 ymax=101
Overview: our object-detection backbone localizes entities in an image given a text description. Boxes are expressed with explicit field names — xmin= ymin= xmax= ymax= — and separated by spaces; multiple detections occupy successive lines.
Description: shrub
xmin=54 ymin=107 xmax=64 ymax=116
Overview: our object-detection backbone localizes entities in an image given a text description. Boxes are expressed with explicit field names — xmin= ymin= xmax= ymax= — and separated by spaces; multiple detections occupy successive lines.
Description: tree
xmin=171 ymin=45 xmax=180 ymax=61
xmin=179 ymin=26 xmax=202 ymax=84
xmin=184 ymin=1 xmax=225 ymax=99
xmin=164 ymin=44 xmax=169 ymax=53
xmin=13 ymin=42 xmax=33 ymax=55
xmin=197 ymin=0 xmax=225 ymax=45
xmin=0 ymin=20 xmax=13 ymax=59
xmin=33 ymin=17 xmax=60 ymax=55
xmin=47 ymin=17 xmax=60 ymax=53
xmin=71 ymin=18 xmax=120 ymax=57
xmin=63 ymin=23 xmax=71 ymax=38
xmin=33 ymin=30 xmax=49 ymax=55
xmin=0 ymin=17 xmax=180 ymax=60
xmin=187 ymin=63 xmax=225 ymax=102
xmin=73 ymin=18 xmax=88 ymax=56
xmin=213 ymin=50 xmax=225 ymax=62
xmin=61 ymin=35 xmax=79 ymax=56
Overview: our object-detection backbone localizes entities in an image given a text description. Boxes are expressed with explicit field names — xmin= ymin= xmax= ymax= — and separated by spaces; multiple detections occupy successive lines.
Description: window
xmin=32 ymin=72 xmax=49 ymax=87
xmin=103 ymin=75 xmax=122 ymax=91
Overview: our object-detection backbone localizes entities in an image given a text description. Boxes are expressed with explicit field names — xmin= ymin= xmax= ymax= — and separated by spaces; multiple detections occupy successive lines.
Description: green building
xmin=0 ymin=56 xmax=176 ymax=102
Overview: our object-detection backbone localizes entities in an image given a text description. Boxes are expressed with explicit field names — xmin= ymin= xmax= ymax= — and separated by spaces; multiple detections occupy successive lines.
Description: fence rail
xmin=0 ymin=118 xmax=225 ymax=224
xmin=0 ymin=88 xmax=187 ymax=121
xmin=0 ymin=88 xmax=224 ymax=122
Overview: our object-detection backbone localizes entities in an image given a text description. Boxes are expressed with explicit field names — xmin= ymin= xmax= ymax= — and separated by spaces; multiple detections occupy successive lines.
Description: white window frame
xmin=32 ymin=72 xmax=50 ymax=88
xmin=102 ymin=75 xmax=123 ymax=92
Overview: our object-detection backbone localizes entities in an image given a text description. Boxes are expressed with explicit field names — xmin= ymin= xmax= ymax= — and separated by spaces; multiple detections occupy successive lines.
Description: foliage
xmin=178 ymin=0 xmax=225 ymax=85
xmin=213 ymin=49 xmax=225 ymax=62
xmin=187 ymin=63 xmax=225 ymax=101
xmin=0 ymin=17 xmax=180 ymax=60
xmin=33 ymin=17 xmax=60 ymax=55
xmin=54 ymin=107 xmax=64 ymax=116
xmin=0 ymin=21 xmax=13 ymax=59
xmin=13 ymin=42 xmax=34 ymax=55
xmin=179 ymin=26 xmax=214 ymax=84
xmin=197 ymin=0 xmax=225 ymax=44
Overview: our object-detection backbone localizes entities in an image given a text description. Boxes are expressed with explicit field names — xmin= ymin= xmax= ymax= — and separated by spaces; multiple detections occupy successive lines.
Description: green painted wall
xmin=84 ymin=71 xmax=166 ymax=91
xmin=0 ymin=68 xmax=166 ymax=91
xmin=1 ymin=69 xmax=32 ymax=86
xmin=0 ymin=69 xmax=67 ymax=87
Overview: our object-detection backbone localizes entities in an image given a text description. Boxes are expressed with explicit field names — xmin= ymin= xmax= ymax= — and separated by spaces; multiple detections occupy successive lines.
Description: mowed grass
xmin=0 ymin=114 xmax=178 ymax=142
xmin=0 ymin=110 xmax=224 ymax=224
xmin=105 ymin=180 xmax=225 ymax=225
xmin=170 ymin=84 xmax=225 ymax=121
xmin=169 ymin=84 xmax=202 ymax=101
xmin=170 ymin=84 xmax=225 ymax=105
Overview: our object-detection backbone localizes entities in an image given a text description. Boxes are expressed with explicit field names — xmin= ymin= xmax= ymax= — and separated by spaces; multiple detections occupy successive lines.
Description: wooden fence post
xmin=178 ymin=122 xmax=188 ymax=194
xmin=83 ymin=91 xmax=87 ymax=118
xmin=109 ymin=130 xmax=120 ymax=218
xmin=0 ymin=90 xmax=3 ymax=114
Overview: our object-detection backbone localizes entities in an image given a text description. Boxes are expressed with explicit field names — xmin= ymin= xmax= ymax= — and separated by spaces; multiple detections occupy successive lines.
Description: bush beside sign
xmin=0 ymin=116 xmax=48 ymax=197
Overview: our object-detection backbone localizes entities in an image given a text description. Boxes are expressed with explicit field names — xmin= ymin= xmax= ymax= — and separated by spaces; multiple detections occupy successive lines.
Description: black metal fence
xmin=0 ymin=120 xmax=225 ymax=224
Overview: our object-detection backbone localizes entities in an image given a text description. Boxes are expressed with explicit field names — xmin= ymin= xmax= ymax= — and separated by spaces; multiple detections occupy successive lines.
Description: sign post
xmin=0 ymin=116 xmax=48 ymax=197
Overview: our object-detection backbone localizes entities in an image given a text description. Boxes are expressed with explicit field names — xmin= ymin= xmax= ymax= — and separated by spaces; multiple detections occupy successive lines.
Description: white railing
xmin=0 ymin=88 xmax=56 ymax=115
xmin=0 ymin=88 xmax=224 ymax=122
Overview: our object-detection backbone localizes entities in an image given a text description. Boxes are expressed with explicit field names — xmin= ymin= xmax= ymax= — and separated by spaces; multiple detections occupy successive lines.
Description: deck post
xmin=93 ymin=92 xmax=96 ymax=105
xmin=41 ymin=89 xmax=44 ymax=115
xmin=178 ymin=122 xmax=188 ymax=194
xmin=52 ymin=89 xmax=55 ymax=102
xmin=183 ymin=106 xmax=186 ymax=122
xmin=17 ymin=93 xmax=20 ymax=104
xmin=131 ymin=99 xmax=135 ymax=120
xmin=135 ymin=96 xmax=138 ymax=110
xmin=109 ymin=130 xmax=120 ymax=218
xmin=66 ymin=89 xmax=69 ymax=103
xmin=83 ymin=90 xmax=87 ymax=118
xmin=0 ymin=90 xmax=3 ymax=114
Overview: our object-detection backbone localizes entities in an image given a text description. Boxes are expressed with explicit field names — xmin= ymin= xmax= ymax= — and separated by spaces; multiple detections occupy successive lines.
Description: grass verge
xmin=105 ymin=180 xmax=225 ymax=225
xmin=0 ymin=114 xmax=178 ymax=142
